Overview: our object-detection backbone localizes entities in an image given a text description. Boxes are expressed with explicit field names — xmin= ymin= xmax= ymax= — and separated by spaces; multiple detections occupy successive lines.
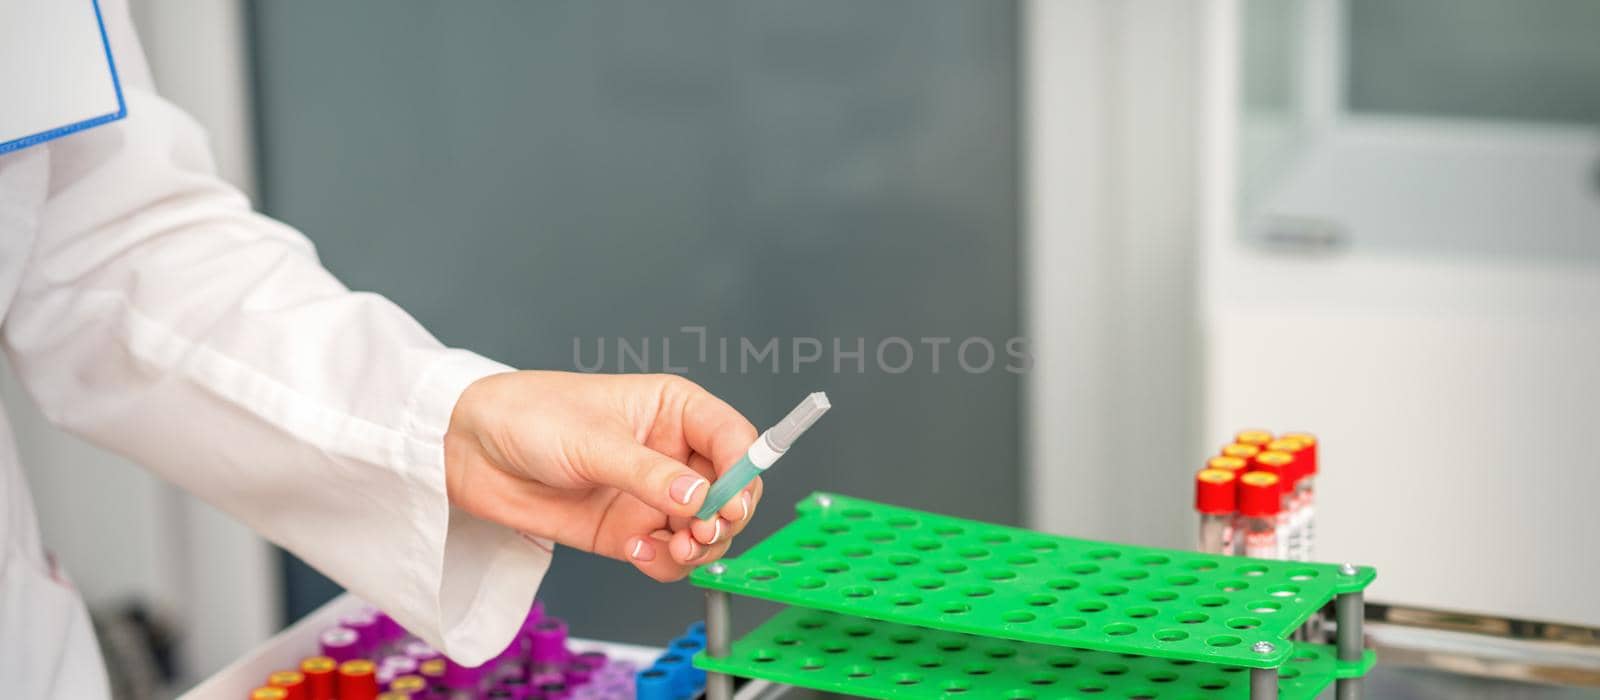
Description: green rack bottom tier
xmin=693 ymin=493 xmax=1376 ymax=669
xmin=696 ymin=607 xmax=1375 ymax=699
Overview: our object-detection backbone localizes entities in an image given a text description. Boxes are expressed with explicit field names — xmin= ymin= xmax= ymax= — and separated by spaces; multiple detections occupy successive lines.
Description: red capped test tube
xmin=1267 ymin=437 xmax=1312 ymax=560
xmin=1250 ymin=449 xmax=1295 ymax=559
xmin=1194 ymin=468 xmax=1238 ymax=555
xmin=338 ymin=659 xmax=380 ymax=700
xmin=1220 ymin=443 xmax=1262 ymax=462
xmin=1281 ymin=431 xmax=1319 ymax=560
xmin=1234 ymin=429 xmax=1274 ymax=448
xmin=1238 ymin=471 xmax=1282 ymax=559
xmin=1206 ymin=455 xmax=1249 ymax=477
xmin=299 ymin=657 xmax=337 ymax=700
xmin=249 ymin=688 xmax=288 ymax=700
xmin=266 ymin=670 xmax=306 ymax=700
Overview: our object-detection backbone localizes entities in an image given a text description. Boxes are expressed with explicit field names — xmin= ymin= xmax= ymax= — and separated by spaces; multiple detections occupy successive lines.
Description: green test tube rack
xmin=692 ymin=493 xmax=1376 ymax=699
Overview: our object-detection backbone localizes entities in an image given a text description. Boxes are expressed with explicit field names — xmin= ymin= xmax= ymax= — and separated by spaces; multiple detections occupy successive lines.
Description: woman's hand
xmin=443 ymin=371 xmax=762 ymax=581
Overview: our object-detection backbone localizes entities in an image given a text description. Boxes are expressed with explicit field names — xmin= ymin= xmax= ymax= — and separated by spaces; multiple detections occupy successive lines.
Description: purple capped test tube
xmin=340 ymin=609 xmax=381 ymax=656
xmin=404 ymin=640 xmax=441 ymax=663
xmin=529 ymin=617 xmax=569 ymax=665
xmin=318 ymin=626 xmax=362 ymax=663
xmin=378 ymin=654 xmax=418 ymax=686
xmin=442 ymin=658 xmax=486 ymax=691
xmin=539 ymin=681 xmax=572 ymax=700
xmin=374 ymin=610 xmax=405 ymax=644
xmin=529 ymin=669 xmax=565 ymax=688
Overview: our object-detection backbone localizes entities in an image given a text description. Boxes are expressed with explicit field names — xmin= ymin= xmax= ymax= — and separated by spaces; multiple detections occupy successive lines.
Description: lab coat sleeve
xmin=0 ymin=4 xmax=549 ymax=665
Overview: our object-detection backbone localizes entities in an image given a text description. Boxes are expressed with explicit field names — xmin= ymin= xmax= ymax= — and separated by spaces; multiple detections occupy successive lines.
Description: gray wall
xmin=248 ymin=0 xmax=1021 ymax=644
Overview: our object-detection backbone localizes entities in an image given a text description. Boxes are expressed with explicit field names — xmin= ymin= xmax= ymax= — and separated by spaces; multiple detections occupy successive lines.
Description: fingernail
xmin=628 ymin=537 xmax=655 ymax=562
xmin=740 ymin=492 xmax=751 ymax=521
xmin=672 ymin=475 xmax=707 ymax=505
xmin=677 ymin=539 xmax=704 ymax=562
xmin=707 ymin=519 xmax=723 ymax=546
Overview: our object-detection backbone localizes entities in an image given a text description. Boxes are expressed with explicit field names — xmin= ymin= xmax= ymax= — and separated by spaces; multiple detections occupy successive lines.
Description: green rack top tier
xmin=696 ymin=607 xmax=1375 ymax=700
xmin=692 ymin=493 xmax=1375 ymax=669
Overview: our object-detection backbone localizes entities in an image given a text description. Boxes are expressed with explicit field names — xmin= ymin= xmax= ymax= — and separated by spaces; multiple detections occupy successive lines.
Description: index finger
xmin=677 ymin=383 xmax=758 ymax=476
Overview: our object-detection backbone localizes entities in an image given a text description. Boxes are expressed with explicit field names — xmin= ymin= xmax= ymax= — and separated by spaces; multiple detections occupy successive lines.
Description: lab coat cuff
xmin=402 ymin=350 xmax=554 ymax=665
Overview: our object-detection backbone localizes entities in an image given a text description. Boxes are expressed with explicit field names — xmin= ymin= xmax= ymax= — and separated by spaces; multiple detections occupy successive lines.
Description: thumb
xmin=580 ymin=437 xmax=710 ymax=519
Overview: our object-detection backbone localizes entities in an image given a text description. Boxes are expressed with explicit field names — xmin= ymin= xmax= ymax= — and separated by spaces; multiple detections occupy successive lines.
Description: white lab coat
xmin=0 ymin=2 xmax=552 ymax=696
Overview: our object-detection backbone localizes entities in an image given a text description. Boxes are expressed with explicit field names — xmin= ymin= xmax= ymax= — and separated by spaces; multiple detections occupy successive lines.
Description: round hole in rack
xmin=864 ymin=530 xmax=896 ymax=544
xmin=1076 ymin=680 xmax=1108 ymax=693
xmin=1220 ymin=666 xmax=1245 ymax=673
xmin=963 ymin=663 xmax=995 ymax=676
xmin=771 ymin=553 xmax=802 ymax=565
xmin=1205 ymin=635 xmax=1243 ymax=648
xmin=942 ymin=680 xmax=970 ymax=693
xmin=1225 ymin=616 xmax=1262 ymax=630
xmin=1095 ymin=584 xmax=1129 ymax=597
xmin=800 ymin=657 xmax=826 ymax=670
xmin=1288 ymin=568 xmax=1319 ymax=581
xmin=1067 ymin=563 xmax=1101 ymax=575
xmin=1144 ymin=590 xmax=1178 ymax=602
xmin=865 ymin=569 xmax=898 ymax=582
xmin=1002 ymin=611 xmax=1037 ymax=624
xmin=1294 ymin=648 xmax=1319 ymax=662
xmin=1026 ymin=539 xmax=1060 ymax=553
xmin=915 ymin=656 xmax=944 ymax=668
xmin=1008 ymin=554 xmax=1039 ymax=566
xmin=937 ymin=639 xmax=969 ymax=652
xmin=846 ymin=664 xmax=874 ymax=679
xmin=1186 ymin=559 xmax=1221 ymax=572
xmin=1199 ymin=678 xmax=1230 ymax=690
xmin=775 ymin=634 xmax=801 ymax=646
xmin=844 ymin=624 xmax=873 ymax=637
xmin=1166 ymin=574 xmax=1199 ymax=586
xmin=1247 ymin=600 xmax=1283 ymax=613
xmin=1026 ymin=594 xmax=1058 ymax=607
xmin=933 ymin=525 xmax=965 ymax=537
xmin=1217 ymin=580 xmax=1248 ymax=592
xmin=1115 ymin=569 xmax=1150 ymax=581
xmin=797 ymin=616 xmax=827 ymax=629
xmin=817 ymin=560 xmax=850 ymax=574
xmin=936 ymin=562 xmax=969 ymax=575
xmin=820 ymin=641 xmax=849 ymax=654
xmin=1087 ymin=549 xmax=1121 ymax=561
xmin=750 ymin=649 xmax=779 ymax=663
xmin=958 ymin=546 xmax=990 ymax=559
xmin=912 ymin=539 xmax=942 ymax=552
xmin=842 ymin=547 xmax=872 ymax=559
xmin=890 ymin=631 xmax=922 ymax=645
xmin=841 ymin=585 xmax=875 ymax=599
xmin=1196 ymin=595 xmax=1229 ymax=608
xmin=1004 ymin=691 xmax=1036 ymax=700
xmin=1096 ymin=663 xmax=1130 ymax=676
xmin=892 ymin=594 xmax=922 ymax=607
xmin=1126 ymin=606 xmax=1158 ymax=619
xmin=1047 ymin=578 xmax=1081 ymax=591
xmin=1074 ymin=600 xmax=1108 ymax=614
xmin=842 ymin=508 xmax=873 ymax=520
xmin=819 ymin=522 xmax=850 ymax=535
xmin=1268 ymin=584 xmax=1301 ymax=597
xmin=1028 ymin=672 xmax=1058 ymax=686
xmin=1146 ymin=671 xmax=1179 ymax=684
xmin=887 ymin=554 xmax=920 ymax=567
xmin=1053 ymin=617 xmax=1088 ymax=631
xmin=1136 ymin=554 xmax=1171 ymax=566
xmin=887 ymin=515 xmax=919 ymax=529
xmin=942 ymin=602 xmax=972 ymax=615
xmin=796 ymin=538 xmax=825 ymax=549
xmin=981 ymin=533 xmax=1013 ymax=544
xmin=748 ymin=568 xmax=779 ymax=581
xmin=796 ymin=576 xmax=826 ymax=590
xmin=963 ymin=585 xmax=995 ymax=598
xmin=1048 ymin=656 xmax=1080 ymax=669
xmin=1169 ymin=659 xmax=1196 ymax=666
xmin=893 ymin=672 xmax=922 ymax=685
xmin=985 ymin=646 xmax=1018 ymax=659
xmin=1153 ymin=629 xmax=1189 ymax=642
xmin=985 ymin=569 xmax=1018 ymax=582
xmin=1176 ymin=611 xmax=1209 ymax=624
xmin=1236 ymin=564 xmax=1269 ymax=577
xmin=1103 ymin=623 xmax=1137 ymax=637
xmin=1280 ymin=666 xmax=1302 ymax=679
